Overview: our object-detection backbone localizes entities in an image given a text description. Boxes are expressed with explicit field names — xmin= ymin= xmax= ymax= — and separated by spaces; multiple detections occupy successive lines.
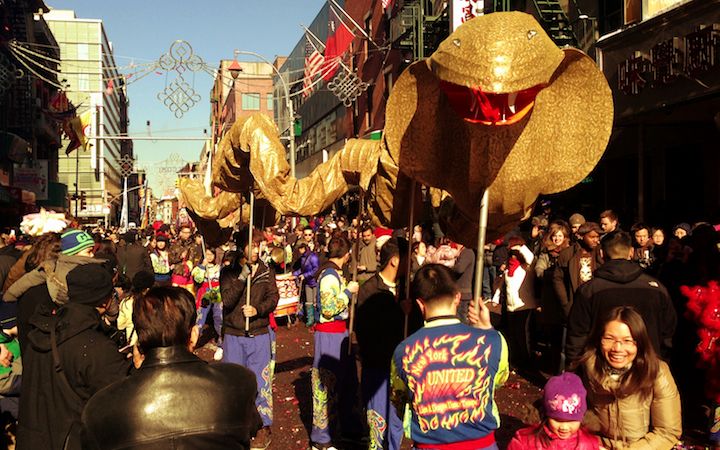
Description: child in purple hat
xmin=508 ymin=372 xmax=601 ymax=449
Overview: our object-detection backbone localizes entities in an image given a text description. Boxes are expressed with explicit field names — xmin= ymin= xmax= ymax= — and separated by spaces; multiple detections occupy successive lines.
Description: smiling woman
xmin=577 ymin=306 xmax=682 ymax=450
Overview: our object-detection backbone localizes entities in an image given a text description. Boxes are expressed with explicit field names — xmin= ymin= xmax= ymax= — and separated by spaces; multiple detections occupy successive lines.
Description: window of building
xmin=65 ymin=43 xmax=78 ymax=60
xmin=266 ymin=93 xmax=273 ymax=110
xmin=242 ymin=93 xmax=261 ymax=110
xmin=77 ymin=43 xmax=89 ymax=60
xmin=384 ymin=68 xmax=393 ymax=99
xmin=89 ymin=44 xmax=100 ymax=60
xmin=78 ymin=73 xmax=90 ymax=91
xmin=52 ymin=22 xmax=66 ymax=41
xmin=599 ymin=0 xmax=623 ymax=34
xmin=366 ymin=84 xmax=374 ymax=129
xmin=76 ymin=23 xmax=89 ymax=42
xmin=364 ymin=14 xmax=372 ymax=57
xmin=88 ymin=23 xmax=100 ymax=40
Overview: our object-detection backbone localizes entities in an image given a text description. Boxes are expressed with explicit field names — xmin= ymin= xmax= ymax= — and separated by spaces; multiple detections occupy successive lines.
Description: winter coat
xmin=169 ymin=239 xmax=199 ymax=277
xmin=3 ymin=255 xmax=103 ymax=304
xmin=221 ymin=261 xmax=279 ymax=337
xmin=10 ymin=254 xmax=103 ymax=352
xmin=117 ymin=243 xmax=152 ymax=280
xmin=74 ymin=346 xmax=262 ymax=450
xmin=536 ymin=248 xmax=566 ymax=326
xmin=3 ymin=250 xmax=30 ymax=293
xmin=356 ymin=273 xmax=404 ymax=371
xmin=552 ymin=243 xmax=603 ymax=319
xmin=17 ymin=302 xmax=130 ymax=450
xmin=508 ymin=424 xmax=600 ymax=450
xmin=357 ymin=237 xmax=378 ymax=282
xmin=410 ymin=255 xmax=425 ymax=281
xmin=16 ymin=284 xmax=54 ymax=354
xmin=0 ymin=245 xmax=22 ymax=293
xmin=565 ymin=259 xmax=677 ymax=363
xmin=453 ymin=247 xmax=476 ymax=300
xmin=293 ymin=251 xmax=319 ymax=288
xmin=584 ymin=359 xmax=682 ymax=449
xmin=504 ymin=245 xmax=537 ymax=312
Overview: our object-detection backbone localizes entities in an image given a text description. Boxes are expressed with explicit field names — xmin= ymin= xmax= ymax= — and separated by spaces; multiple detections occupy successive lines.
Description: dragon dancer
xmin=311 ymin=236 xmax=362 ymax=450
xmin=220 ymin=240 xmax=279 ymax=449
xmin=391 ymin=264 xmax=508 ymax=450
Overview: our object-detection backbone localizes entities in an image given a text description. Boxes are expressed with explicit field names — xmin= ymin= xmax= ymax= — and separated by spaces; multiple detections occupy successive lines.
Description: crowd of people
xmin=0 ymin=206 xmax=717 ymax=450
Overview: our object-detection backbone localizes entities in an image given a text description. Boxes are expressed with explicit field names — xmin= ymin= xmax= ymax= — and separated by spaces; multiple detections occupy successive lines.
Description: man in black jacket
xmin=116 ymin=230 xmax=152 ymax=280
xmin=452 ymin=243 xmax=475 ymax=324
xmin=356 ymin=238 xmax=407 ymax=450
xmin=565 ymin=231 xmax=677 ymax=364
xmin=75 ymin=286 xmax=261 ymax=450
xmin=17 ymin=264 xmax=130 ymax=450
xmin=220 ymin=241 xmax=279 ymax=449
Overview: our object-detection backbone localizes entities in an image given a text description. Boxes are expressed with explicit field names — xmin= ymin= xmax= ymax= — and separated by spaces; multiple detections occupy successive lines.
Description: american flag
xmin=303 ymin=39 xmax=324 ymax=98
xmin=382 ymin=0 xmax=394 ymax=11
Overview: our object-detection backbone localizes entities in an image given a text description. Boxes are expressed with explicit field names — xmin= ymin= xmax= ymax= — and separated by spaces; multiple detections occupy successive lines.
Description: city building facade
xmin=44 ymin=9 xmax=130 ymax=225
xmin=556 ymin=0 xmax=720 ymax=226
xmin=0 ymin=0 xmax=66 ymax=225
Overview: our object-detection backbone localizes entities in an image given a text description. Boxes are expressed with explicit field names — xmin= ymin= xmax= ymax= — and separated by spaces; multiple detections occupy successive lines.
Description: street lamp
xmin=232 ymin=50 xmax=296 ymax=178
xmin=228 ymin=55 xmax=242 ymax=80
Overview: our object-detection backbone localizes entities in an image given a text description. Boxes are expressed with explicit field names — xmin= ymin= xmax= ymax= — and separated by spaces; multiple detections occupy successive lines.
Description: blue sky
xmin=48 ymin=0 xmax=327 ymax=194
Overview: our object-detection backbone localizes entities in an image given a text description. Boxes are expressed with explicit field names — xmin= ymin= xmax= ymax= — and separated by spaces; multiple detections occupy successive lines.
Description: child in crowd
xmin=192 ymin=248 xmax=223 ymax=360
xmin=508 ymin=372 xmax=600 ymax=450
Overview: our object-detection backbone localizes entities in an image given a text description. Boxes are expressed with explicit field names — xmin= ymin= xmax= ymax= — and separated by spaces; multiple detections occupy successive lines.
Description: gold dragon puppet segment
xmin=180 ymin=12 xmax=613 ymax=247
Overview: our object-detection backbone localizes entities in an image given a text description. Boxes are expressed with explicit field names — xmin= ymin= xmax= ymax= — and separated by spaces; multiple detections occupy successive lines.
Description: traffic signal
xmin=80 ymin=191 xmax=87 ymax=210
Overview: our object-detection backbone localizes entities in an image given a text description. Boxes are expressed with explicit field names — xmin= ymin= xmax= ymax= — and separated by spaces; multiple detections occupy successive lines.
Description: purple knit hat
xmin=543 ymin=372 xmax=587 ymax=421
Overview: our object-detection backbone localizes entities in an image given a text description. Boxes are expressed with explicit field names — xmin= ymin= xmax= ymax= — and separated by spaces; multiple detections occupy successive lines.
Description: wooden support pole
xmin=347 ymin=192 xmax=365 ymax=355
xmin=245 ymin=191 xmax=255 ymax=334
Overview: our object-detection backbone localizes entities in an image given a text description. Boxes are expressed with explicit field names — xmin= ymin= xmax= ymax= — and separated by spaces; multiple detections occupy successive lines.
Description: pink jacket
xmin=508 ymin=425 xmax=600 ymax=450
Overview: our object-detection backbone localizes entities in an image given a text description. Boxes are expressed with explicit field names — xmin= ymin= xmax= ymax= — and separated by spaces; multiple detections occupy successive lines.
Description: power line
xmin=8 ymin=46 xmax=65 ymax=89
xmin=15 ymin=40 xmax=156 ymax=62
xmin=10 ymin=41 xmax=158 ymax=85
xmin=11 ymin=40 xmax=152 ymax=73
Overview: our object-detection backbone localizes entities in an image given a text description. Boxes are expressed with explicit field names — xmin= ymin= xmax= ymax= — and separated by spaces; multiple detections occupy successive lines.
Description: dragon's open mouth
xmin=439 ymin=80 xmax=544 ymax=126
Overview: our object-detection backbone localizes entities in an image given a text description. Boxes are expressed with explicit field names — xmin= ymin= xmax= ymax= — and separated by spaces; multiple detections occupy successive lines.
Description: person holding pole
xmin=220 ymin=235 xmax=279 ymax=450
xmin=310 ymin=235 xmax=361 ymax=450
xmin=391 ymin=264 xmax=509 ymax=450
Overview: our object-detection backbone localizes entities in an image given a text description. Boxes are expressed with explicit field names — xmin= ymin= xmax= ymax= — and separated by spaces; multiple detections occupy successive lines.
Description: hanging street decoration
xmin=155 ymin=40 xmax=206 ymax=118
xmin=328 ymin=67 xmax=369 ymax=107
xmin=136 ymin=152 xmax=189 ymax=198
xmin=158 ymin=77 xmax=202 ymax=118
xmin=119 ymin=154 xmax=134 ymax=178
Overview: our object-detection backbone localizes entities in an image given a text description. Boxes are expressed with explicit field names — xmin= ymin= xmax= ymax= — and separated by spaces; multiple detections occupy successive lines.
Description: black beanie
xmin=67 ymin=264 xmax=114 ymax=307
xmin=132 ymin=270 xmax=156 ymax=291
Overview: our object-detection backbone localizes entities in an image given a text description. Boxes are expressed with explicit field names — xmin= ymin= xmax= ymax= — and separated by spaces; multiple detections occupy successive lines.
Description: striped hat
xmin=60 ymin=229 xmax=95 ymax=256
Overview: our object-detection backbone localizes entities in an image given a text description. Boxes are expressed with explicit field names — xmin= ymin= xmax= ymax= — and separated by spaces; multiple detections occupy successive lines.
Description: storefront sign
xmin=618 ymin=24 xmax=719 ymax=95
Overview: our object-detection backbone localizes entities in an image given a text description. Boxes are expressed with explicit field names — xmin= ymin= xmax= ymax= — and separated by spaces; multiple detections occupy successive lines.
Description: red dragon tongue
xmin=471 ymin=88 xmax=505 ymax=123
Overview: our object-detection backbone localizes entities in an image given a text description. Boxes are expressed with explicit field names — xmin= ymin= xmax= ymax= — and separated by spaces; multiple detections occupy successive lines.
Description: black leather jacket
xmin=74 ymin=346 xmax=262 ymax=449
